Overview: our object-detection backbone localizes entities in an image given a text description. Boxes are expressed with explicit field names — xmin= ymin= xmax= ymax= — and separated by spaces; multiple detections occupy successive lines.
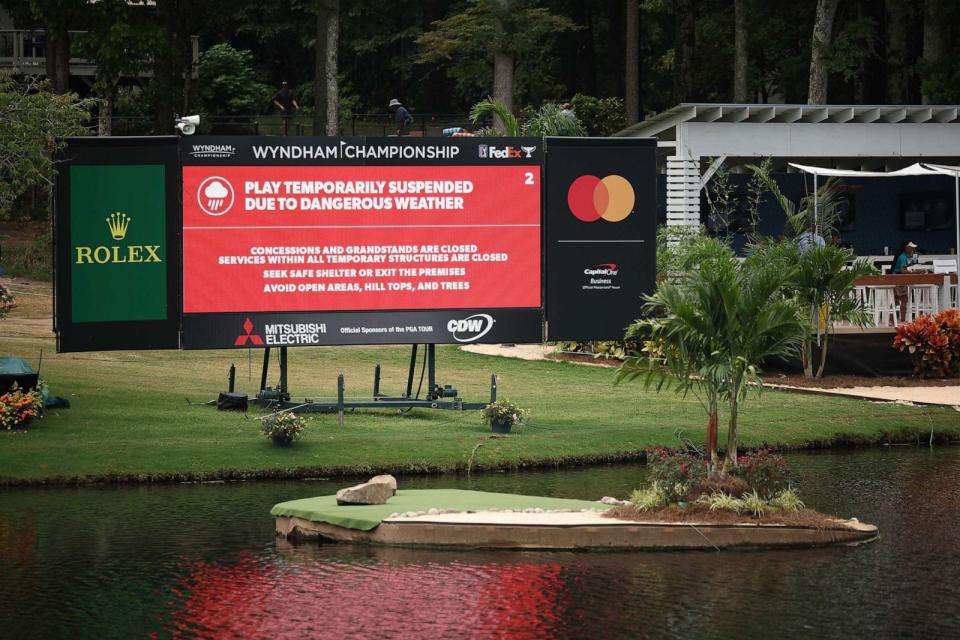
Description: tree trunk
xmin=492 ymin=51 xmax=514 ymax=126
xmin=44 ymin=24 xmax=71 ymax=94
xmin=725 ymin=391 xmax=740 ymax=471
xmin=733 ymin=0 xmax=749 ymax=102
xmin=314 ymin=1 xmax=328 ymax=135
xmin=921 ymin=0 xmax=948 ymax=104
xmin=802 ymin=334 xmax=814 ymax=378
xmin=816 ymin=322 xmax=831 ymax=378
xmin=625 ymin=0 xmax=640 ymax=125
xmin=98 ymin=85 xmax=114 ymax=136
xmin=707 ymin=397 xmax=720 ymax=477
xmin=673 ymin=0 xmax=696 ymax=103
xmin=885 ymin=0 xmax=917 ymax=103
xmin=807 ymin=0 xmax=840 ymax=104
xmin=325 ymin=0 xmax=339 ymax=136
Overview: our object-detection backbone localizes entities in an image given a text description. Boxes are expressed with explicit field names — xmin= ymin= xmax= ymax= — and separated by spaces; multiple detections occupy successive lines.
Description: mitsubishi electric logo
xmin=234 ymin=318 xmax=264 ymax=346
xmin=447 ymin=314 xmax=495 ymax=342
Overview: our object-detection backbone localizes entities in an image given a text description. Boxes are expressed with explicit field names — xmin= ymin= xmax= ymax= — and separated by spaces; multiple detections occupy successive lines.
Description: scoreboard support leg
xmin=253 ymin=343 xmax=497 ymax=416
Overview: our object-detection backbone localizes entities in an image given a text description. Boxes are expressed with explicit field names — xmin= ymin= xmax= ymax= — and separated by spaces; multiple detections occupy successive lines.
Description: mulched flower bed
xmin=546 ymin=351 xmax=959 ymax=388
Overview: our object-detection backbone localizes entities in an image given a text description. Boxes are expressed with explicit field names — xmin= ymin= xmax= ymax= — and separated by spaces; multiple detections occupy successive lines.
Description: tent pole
xmin=814 ymin=174 xmax=819 ymax=239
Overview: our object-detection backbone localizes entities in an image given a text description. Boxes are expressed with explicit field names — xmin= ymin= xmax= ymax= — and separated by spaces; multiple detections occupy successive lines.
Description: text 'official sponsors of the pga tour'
xmin=447 ymin=313 xmax=495 ymax=342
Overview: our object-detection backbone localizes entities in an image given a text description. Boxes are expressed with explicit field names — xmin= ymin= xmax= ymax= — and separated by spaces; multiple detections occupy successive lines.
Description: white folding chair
xmin=908 ymin=285 xmax=938 ymax=320
xmin=871 ymin=286 xmax=898 ymax=327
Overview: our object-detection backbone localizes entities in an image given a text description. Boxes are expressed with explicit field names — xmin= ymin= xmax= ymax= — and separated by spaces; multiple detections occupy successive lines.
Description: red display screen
xmin=182 ymin=165 xmax=541 ymax=313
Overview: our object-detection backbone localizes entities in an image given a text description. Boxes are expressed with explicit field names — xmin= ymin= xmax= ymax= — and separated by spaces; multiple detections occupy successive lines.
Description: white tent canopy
xmin=787 ymin=162 xmax=960 ymax=273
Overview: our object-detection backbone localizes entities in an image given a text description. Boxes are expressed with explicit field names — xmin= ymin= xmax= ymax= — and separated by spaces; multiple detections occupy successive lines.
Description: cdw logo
xmin=446 ymin=314 xmax=495 ymax=342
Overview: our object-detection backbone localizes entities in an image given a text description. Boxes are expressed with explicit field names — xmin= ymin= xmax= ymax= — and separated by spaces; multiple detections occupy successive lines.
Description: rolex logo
xmin=106 ymin=212 xmax=130 ymax=240
xmin=75 ymin=211 xmax=161 ymax=266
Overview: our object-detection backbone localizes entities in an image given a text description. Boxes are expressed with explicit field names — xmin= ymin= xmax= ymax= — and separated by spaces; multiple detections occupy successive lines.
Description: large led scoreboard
xmin=53 ymin=135 xmax=655 ymax=353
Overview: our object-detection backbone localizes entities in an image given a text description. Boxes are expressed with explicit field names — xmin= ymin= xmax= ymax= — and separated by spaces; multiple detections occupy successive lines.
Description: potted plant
xmin=0 ymin=383 xmax=43 ymax=430
xmin=260 ymin=411 xmax=307 ymax=445
xmin=480 ymin=399 xmax=528 ymax=434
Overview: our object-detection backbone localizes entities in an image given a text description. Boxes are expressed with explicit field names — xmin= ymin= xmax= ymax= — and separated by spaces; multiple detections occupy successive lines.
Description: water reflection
xmin=163 ymin=546 xmax=568 ymax=639
xmin=1 ymin=447 xmax=958 ymax=639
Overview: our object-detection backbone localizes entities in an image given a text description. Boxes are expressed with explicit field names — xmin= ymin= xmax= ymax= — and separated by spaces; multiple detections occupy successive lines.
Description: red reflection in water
xmin=160 ymin=552 xmax=565 ymax=639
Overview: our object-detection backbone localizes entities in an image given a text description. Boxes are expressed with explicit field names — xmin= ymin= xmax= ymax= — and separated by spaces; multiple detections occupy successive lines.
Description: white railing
xmin=0 ymin=29 xmax=199 ymax=78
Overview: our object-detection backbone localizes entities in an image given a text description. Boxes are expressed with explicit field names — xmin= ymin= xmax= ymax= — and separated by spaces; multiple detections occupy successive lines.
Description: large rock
xmin=336 ymin=480 xmax=394 ymax=505
xmin=370 ymin=474 xmax=397 ymax=495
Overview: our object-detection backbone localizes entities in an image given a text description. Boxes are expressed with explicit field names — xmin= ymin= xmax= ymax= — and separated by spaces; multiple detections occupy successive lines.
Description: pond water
xmin=1 ymin=446 xmax=958 ymax=639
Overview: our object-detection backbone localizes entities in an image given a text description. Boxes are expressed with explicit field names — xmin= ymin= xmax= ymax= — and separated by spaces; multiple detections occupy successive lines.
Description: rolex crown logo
xmin=106 ymin=212 xmax=130 ymax=241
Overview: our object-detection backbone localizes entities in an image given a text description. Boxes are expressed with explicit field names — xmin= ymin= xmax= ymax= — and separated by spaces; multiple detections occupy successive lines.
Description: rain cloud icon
xmin=197 ymin=176 xmax=235 ymax=216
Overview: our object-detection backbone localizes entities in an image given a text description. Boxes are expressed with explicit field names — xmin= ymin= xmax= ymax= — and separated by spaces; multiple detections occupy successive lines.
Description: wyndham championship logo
xmin=190 ymin=144 xmax=236 ymax=159
xmin=447 ymin=313 xmax=495 ymax=342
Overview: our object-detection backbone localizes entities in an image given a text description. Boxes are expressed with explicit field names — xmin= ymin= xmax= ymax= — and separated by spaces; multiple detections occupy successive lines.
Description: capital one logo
xmin=567 ymin=175 xmax=635 ymax=222
xmin=197 ymin=176 xmax=235 ymax=216
xmin=235 ymin=317 xmax=264 ymax=346
xmin=447 ymin=314 xmax=495 ymax=342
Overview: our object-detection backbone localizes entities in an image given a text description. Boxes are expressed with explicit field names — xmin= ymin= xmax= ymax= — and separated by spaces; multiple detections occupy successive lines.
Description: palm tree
xmin=788 ymin=245 xmax=874 ymax=378
xmin=469 ymin=97 xmax=586 ymax=137
xmin=619 ymin=238 xmax=806 ymax=473
xmin=747 ymin=167 xmax=877 ymax=378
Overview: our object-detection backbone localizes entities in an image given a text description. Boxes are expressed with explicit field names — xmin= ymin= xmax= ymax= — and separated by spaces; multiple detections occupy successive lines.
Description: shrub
xmin=740 ymin=490 xmax=768 ymax=517
xmin=770 ymin=487 xmax=805 ymax=512
xmin=648 ymin=448 xmax=708 ymax=502
xmin=894 ymin=309 xmax=960 ymax=378
xmin=0 ymin=284 xmax=15 ymax=318
xmin=689 ymin=474 xmax=751 ymax=500
xmin=728 ymin=448 xmax=792 ymax=499
xmin=695 ymin=491 xmax=745 ymax=513
xmin=260 ymin=412 xmax=307 ymax=445
xmin=0 ymin=383 xmax=42 ymax=430
xmin=630 ymin=483 xmax=667 ymax=510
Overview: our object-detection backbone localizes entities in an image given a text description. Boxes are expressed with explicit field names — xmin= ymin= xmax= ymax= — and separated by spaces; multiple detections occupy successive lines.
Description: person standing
xmin=272 ymin=82 xmax=299 ymax=135
xmin=389 ymin=98 xmax=414 ymax=136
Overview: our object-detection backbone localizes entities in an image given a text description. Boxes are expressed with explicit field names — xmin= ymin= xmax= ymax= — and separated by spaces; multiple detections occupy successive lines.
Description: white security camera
xmin=175 ymin=114 xmax=200 ymax=135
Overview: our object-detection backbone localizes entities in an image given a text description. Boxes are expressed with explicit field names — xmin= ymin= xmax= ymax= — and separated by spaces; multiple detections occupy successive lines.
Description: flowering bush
xmin=260 ymin=412 xmax=307 ymax=445
xmin=648 ymin=447 xmax=708 ymax=502
xmin=0 ymin=383 xmax=42 ymax=430
xmin=727 ymin=448 xmax=792 ymax=499
xmin=480 ymin=399 xmax=528 ymax=428
xmin=893 ymin=309 xmax=960 ymax=378
xmin=0 ymin=284 xmax=15 ymax=318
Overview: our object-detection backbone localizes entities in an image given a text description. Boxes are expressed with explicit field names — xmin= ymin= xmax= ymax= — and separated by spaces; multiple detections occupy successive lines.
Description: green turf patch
xmin=1 ymin=339 xmax=958 ymax=484
xmin=271 ymin=489 xmax=611 ymax=531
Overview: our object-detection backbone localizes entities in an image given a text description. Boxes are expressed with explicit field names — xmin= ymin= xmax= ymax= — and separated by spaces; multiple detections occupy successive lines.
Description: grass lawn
xmin=2 ymin=316 xmax=958 ymax=483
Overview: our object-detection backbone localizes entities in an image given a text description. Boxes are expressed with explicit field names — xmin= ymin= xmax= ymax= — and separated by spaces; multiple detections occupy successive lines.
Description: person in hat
xmin=892 ymin=240 xmax=927 ymax=322
xmin=272 ymin=81 xmax=299 ymax=135
xmin=389 ymin=98 xmax=414 ymax=136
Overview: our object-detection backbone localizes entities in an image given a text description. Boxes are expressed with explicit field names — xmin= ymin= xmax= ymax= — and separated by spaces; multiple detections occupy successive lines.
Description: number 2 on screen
xmin=524 ymin=171 xmax=535 ymax=185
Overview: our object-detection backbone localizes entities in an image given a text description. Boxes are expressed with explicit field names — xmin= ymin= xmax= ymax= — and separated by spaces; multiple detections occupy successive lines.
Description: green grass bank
xmin=2 ymin=333 xmax=958 ymax=485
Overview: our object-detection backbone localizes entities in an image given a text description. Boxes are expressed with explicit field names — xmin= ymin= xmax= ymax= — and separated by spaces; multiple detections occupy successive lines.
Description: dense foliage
xmin=894 ymin=309 xmax=960 ymax=378
xmin=0 ymin=72 xmax=94 ymax=219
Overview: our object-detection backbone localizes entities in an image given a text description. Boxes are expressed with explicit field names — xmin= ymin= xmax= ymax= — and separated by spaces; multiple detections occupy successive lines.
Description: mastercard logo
xmin=567 ymin=175 xmax=635 ymax=222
